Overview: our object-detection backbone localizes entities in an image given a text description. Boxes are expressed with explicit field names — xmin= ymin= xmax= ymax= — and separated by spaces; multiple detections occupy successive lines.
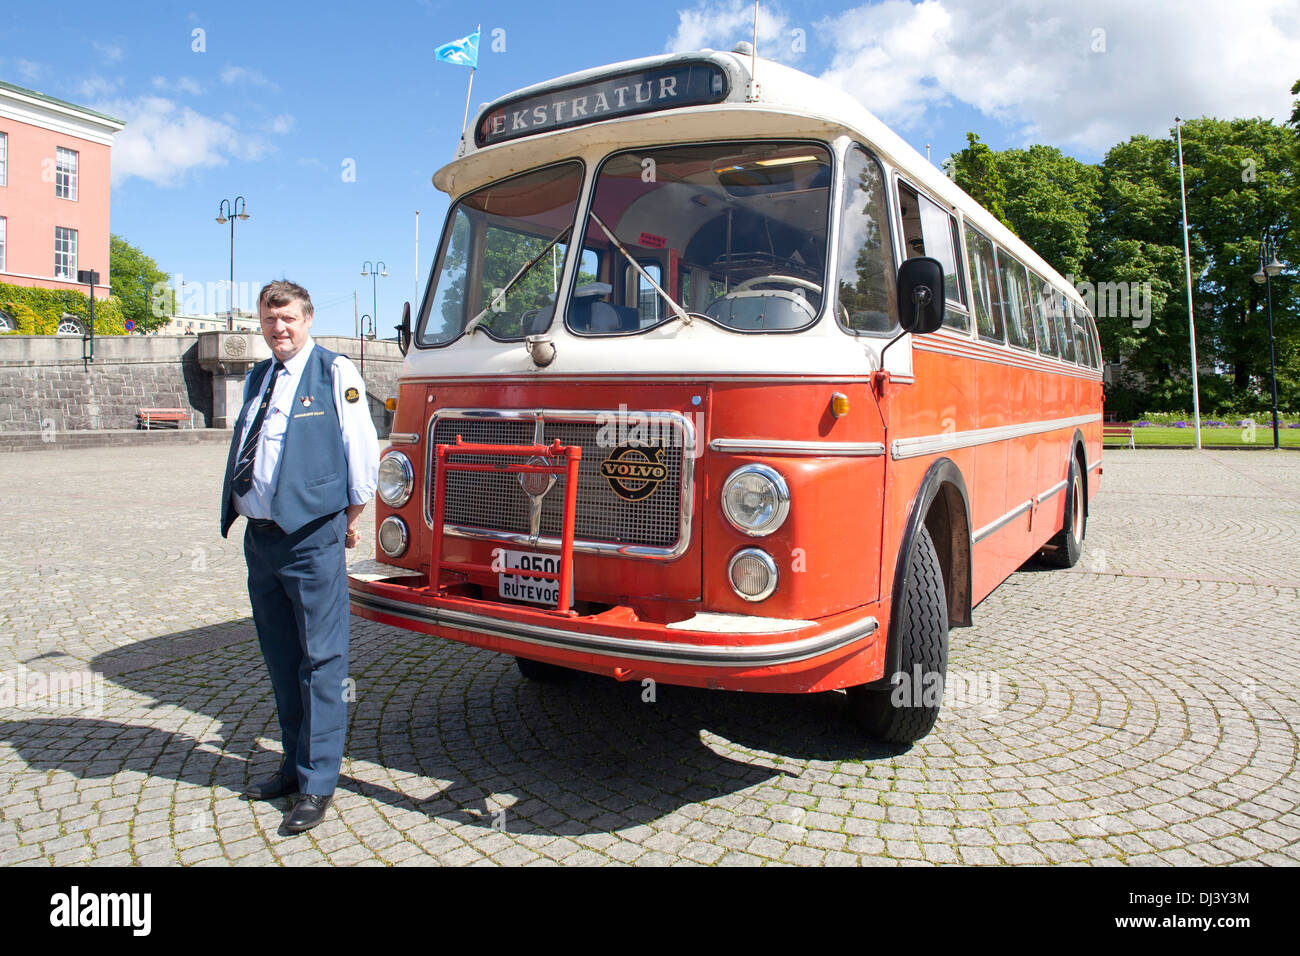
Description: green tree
xmin=109 ymin=234 xmax=173 ymax=333
xmin=1290 ymin=78 xmax=1299 ymax=128
xmin=996 ymin=145 xmax=1100 ymax=280
xmin=949 ymin=132 xmax=1009 ymax=227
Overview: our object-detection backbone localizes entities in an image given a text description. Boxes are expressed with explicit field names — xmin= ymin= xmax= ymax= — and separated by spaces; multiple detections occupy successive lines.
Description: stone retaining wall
xmin=0 ymin=334 xmax=402 ymax=437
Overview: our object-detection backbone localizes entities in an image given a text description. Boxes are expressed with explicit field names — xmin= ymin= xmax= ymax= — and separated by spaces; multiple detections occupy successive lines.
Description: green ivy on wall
xmin=0 ymin=282 xmax=127 ymax=335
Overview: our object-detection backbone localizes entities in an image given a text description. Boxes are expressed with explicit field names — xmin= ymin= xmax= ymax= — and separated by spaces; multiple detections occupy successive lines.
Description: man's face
xmin=259 ymin=298 xmax=313 ymax=361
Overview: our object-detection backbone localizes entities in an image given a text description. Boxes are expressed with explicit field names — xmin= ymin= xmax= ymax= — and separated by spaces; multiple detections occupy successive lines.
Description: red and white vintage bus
xmin=348 ymin=48 xmax=1104 ymax=744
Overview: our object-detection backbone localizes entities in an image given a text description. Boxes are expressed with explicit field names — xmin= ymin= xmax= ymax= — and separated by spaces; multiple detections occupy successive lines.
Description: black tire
xmin=848 ymin=524 xmax=949 ymax=745
xmin=515 ymin=656 xmax=575 ymax=683
xmin=1042 ymin=455 xmax=1086 ymax=568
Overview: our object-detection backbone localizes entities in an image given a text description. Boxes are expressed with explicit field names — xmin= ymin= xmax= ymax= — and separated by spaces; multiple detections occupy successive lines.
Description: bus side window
xmin=1057 ymin=298 xmax=1077 ymax=363
xmin=836 ymin=147 xmax=897 ymax=334
xmin=1030 ymin=272 xmax=1059 ymax=358
xmin=996 ymin=248 xmax=1034 ymax=351
xmin=899 ymin=182 xmax=969 ymax=333
xmin=964 ymin=225 xmax=1004 ymax=344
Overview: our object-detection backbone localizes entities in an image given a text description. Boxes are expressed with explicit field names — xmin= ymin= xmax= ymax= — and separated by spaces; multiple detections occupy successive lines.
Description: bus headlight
xmin=729 ymin=548 xmax=778 ymax=602
xmin=377 ymin=452 xmax=414 ymax=507
xmin=378 ymin=516 xmax=409 ymax=557
xmin=721 ymin=464 xmax=790 ymax=536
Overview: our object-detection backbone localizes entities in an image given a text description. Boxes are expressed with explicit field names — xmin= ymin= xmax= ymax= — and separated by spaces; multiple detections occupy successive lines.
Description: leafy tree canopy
xmin=109 ymin=234 xmax=173 ymax=333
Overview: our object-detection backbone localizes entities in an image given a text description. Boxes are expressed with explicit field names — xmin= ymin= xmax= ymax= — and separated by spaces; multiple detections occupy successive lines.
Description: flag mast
xmin=461 ymin=23 xmax=481 ymax=134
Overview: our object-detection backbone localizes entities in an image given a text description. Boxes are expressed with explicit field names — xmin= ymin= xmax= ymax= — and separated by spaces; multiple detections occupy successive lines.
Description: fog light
xmin=378 ymin=516 xmax=408 ymax=557
xmin=728 ymin=548 xmax=777 ymax=602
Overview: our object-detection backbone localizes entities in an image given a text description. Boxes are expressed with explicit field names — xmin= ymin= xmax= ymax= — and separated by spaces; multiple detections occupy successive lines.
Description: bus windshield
xmin=418 ymin=161 xmax=585 ymax=346
xmin=568 ymin=141 xmax=832 ymax=335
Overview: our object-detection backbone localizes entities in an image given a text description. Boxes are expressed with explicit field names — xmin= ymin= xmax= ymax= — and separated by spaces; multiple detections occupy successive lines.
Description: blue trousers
xmin=243 ymin=510 xmax=350 ymax=795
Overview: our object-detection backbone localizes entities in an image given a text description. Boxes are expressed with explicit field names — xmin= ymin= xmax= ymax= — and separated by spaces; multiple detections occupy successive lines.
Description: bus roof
xmin=441 ymin=49 xmax=1086 ymax=310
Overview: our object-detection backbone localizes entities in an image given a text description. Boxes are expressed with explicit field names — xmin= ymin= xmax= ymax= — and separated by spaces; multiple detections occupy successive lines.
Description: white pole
xmin=1175 ymin=118 xmax=1202 ymax=450
xmin=414 ymin=210 xmax=420 ymax=303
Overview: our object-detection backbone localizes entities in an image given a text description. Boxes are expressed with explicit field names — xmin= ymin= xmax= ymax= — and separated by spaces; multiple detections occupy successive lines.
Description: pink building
xmin=0 ymin=79 xmax=124 ymax=331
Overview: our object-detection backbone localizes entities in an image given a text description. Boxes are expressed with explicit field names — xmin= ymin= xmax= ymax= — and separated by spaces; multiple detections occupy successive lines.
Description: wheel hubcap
xmin=1070 ymin=478 xmax=1083 ymax=543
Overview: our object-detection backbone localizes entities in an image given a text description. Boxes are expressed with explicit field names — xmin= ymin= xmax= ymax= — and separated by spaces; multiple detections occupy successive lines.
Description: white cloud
xmin=97 ymin=96 xmax=287 ymax=186
xmin=93 ymin=41 xmax=124 ymax=63
xmin=219 ymin=65 xmax=279 ymax=92
xmin=151 ymin=76 xmax=205 ymax=95
xmin=816 ymin=0 xmax=1300 ymax=152
xmin=267 ymin=113 xmax=294 ymax=135
xmin=665 ymin=0 xmax=799 ymax=60
xmin=72 ymin=75 xmax=122 ymax=100
xmin=16 ymin=59 xmax=42 ymax=84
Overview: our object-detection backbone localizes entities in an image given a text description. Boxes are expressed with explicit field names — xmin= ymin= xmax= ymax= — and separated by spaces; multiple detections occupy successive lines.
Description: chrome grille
xmin=427 ymin=410 xmax=692 ymax=555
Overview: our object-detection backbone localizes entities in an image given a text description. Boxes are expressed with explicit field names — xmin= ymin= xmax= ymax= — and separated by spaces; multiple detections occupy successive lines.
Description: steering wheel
xmin=733 ymin=274 xmax=823 ymax=295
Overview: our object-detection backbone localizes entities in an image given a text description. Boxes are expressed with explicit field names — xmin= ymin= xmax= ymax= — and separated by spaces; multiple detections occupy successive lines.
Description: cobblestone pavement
xmin=0 ymin=445 xmax=1297 ymax=866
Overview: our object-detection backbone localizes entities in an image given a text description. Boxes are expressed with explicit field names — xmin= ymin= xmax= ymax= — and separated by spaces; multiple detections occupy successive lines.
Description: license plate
xmin=495 ymin=548 xmax=565 ymax=607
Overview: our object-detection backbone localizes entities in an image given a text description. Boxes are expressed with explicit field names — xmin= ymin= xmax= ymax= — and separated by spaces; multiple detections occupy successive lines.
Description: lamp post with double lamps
xmin=1252 ymin=230 xmax=1285 ymax=450
xmin=215 ymin=197 xmax=250 ymax=323
xmin=361 ymin=260 xmax=387 ymax=341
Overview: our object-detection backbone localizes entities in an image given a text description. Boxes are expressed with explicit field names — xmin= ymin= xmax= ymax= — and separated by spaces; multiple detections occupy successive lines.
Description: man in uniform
xmin=220 ymin=280 xmax=378 ymax=833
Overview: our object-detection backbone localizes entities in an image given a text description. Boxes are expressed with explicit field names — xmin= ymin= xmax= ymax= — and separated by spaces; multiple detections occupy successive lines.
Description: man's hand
xmin=345 ymin=503 xmax=365 ymax=549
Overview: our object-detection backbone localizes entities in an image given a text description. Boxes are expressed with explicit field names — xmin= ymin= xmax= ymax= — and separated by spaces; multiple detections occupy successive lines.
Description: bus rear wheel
xmin=1042 ymin=456 xmax=1085 ymax=568
xmin=848 ymin=524 xmax=949 ymax=745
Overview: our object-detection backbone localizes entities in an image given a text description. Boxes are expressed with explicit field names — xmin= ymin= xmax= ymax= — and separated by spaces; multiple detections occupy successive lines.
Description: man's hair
xmin=258 ymin=279 xmax=314 ymax=316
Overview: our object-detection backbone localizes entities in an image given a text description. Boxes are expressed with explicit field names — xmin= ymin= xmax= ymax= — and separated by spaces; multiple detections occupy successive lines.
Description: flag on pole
xmin=435 ymin=30 xmax=480 ymax=68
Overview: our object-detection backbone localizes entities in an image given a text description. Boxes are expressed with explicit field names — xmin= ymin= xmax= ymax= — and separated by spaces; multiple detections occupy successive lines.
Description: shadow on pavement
xmin=1 ymin=617 xmax=900 ymax=838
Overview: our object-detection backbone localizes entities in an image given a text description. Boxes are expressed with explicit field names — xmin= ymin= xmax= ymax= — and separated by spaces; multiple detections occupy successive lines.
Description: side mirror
xmin=396 ymin=302 xmax=411 ymax=355
xmin=896 ymin=257 xmax=945 ymax=335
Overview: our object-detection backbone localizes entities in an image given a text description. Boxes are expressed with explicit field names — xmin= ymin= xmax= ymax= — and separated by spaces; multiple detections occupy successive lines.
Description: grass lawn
xmin=1108 ymin=426 xmax=1300 ymax=448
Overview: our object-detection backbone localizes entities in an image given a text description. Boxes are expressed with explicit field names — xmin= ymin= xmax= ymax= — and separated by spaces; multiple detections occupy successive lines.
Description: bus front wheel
xmin=848 ymin=524 xmax=949 ymax=745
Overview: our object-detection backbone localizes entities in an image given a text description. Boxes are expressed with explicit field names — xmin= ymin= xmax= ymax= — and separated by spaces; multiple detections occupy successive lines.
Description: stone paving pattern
xmin=0 ymin=444 xmax=1296 ymax=866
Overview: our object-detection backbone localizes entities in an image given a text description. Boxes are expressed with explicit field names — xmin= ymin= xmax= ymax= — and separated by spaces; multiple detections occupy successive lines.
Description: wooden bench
xmin=1102 ymin=424 xmax=1135 ymax=449
xmin=137 ymin=407 xmax=193 ymax=430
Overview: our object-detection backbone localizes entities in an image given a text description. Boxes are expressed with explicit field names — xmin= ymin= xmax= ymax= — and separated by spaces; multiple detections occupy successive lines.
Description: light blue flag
xmin=435 ymin=30 xmax=480 ymax=68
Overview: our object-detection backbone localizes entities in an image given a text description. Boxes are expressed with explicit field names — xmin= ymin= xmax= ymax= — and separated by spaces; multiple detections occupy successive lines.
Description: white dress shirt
xmin=233 ymin=338 xmax=379 ymax=520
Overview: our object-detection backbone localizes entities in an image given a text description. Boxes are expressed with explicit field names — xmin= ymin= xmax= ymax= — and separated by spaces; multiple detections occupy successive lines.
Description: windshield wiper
xmin=587 ymin=211 xmax=704 ymax=326
xmin=463 ymin=225 xmax=573 ymax=337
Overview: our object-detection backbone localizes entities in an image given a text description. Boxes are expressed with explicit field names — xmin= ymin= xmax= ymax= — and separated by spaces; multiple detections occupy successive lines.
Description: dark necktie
xmin=232 ymin=361 xmax=284 ymax=497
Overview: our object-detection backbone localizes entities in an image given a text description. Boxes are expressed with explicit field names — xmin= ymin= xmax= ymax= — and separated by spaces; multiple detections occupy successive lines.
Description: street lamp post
xmin=1252 ymin=230 xmax=1285 ymax=450
xmin=360 ymin=314 xmax=375 ymax=380
xmin=216 ymin=197 xmax=250 ymax=324
xmin=361 ymin=260 xmax=387 ymax=342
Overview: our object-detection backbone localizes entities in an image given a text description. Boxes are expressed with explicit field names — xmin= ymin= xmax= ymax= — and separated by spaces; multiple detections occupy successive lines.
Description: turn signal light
xmin=831 ymin=392 xmax=850 ymax=418
xmin=385 ymin=397 xmax=398 ymax=412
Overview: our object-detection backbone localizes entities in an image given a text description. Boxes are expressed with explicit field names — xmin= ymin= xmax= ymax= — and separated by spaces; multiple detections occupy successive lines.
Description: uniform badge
xmin=299 ymin=396 xmax=314 ymax=407
xmin=344 ymin=387 xmax=360 ymax=404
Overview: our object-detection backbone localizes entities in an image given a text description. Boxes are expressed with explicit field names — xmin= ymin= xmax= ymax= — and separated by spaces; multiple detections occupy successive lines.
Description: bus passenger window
xmin=898 ymin=183 xmax=968 ymax=332
xmin=996 ymin=248 xmax=1035 ymax=351
xmin=1057 ymin=298 xmax=1076 ymax=363
xmin=836 ymin=147 xmax=897 ymax=334
xmin=1030 ymin=273 xmax=1059 ymax=358
xmin=964 ymin=225 xmax=1004 ymax=344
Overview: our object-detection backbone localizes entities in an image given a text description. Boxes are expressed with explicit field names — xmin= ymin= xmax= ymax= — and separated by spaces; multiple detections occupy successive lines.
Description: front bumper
xmin=348 ymin=571 xmax=883 ymax=693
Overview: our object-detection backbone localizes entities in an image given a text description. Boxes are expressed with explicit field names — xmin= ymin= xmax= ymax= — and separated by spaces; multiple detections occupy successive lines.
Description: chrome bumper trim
xmin=349 ymin=587 xmax=878 ymax=667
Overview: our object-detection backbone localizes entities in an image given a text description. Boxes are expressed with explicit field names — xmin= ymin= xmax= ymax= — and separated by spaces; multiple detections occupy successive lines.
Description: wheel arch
xmin=880 ymin=457 xmax=972 ymax=684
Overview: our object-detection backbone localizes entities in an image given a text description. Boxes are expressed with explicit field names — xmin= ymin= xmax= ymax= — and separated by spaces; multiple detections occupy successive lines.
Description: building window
xmin=0 ymin=132 xmax=7 ymax=187
xmin=56 ymin=315 xmax=83 ymax=335
xmin=56 ymin=148 xmax=79 ymax=201
xmin=0 ymin=217 xmax=6 ymax=272
xmin=54 ymin=227 xmax=78 ymax=279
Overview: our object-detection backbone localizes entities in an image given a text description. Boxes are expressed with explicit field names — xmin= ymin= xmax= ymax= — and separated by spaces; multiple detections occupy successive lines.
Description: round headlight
xmin=721 ymin=464 xmax=790 ymax=536
xmin=378 ymin=516 xmax=408 ymax=557
xmin=728 ymin=548 xmax=778 ymax=602
xmin=377 ymin=452 xmax=413 ymax=507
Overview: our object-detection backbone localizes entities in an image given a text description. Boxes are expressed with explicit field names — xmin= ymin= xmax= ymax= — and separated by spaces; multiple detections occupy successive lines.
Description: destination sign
xmin=476 ymin=62 xmax=729 ymax=147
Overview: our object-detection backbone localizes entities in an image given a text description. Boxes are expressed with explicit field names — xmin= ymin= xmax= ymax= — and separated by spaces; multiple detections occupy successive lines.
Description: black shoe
xmin=284 ymin=793 xmax=333 ymax=833
xmin=244 ymin=772 xmax=299 ymax=801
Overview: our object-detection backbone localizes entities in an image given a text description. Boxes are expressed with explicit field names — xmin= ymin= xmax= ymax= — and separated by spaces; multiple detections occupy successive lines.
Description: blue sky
xmin=3 ymin=0 xmax=1296 ymax=336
